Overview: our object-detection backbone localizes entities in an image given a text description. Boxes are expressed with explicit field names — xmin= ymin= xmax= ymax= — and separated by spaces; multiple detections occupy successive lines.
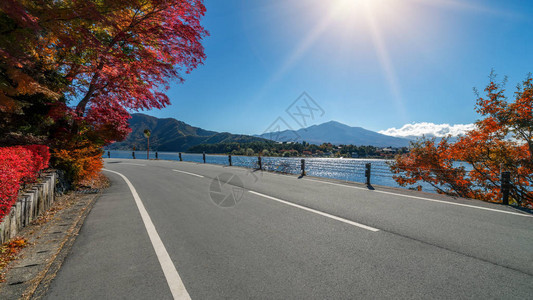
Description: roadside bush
xmin=0 ymin=145 xmax=50 ymax=221
xmin=50 ymin=140 xmax=103 ymax=186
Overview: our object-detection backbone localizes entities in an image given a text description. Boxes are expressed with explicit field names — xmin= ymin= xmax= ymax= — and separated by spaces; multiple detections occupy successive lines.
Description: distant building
xmin=381 ymin=148 xmax=396 ymax=154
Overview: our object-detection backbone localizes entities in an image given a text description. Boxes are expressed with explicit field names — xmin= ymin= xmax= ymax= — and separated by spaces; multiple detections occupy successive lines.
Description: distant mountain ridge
xmin=110 ymin=115 xmax=412 ymax=151
xmin=256 ymin=120 xmax=411 ymax=147
xmin=108 ymin=113 xmax=269 ymax=151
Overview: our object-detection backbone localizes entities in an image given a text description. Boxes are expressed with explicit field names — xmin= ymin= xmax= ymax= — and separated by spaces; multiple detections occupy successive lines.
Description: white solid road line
xmin=103 ymin=169 xmax=191 ymax=300
xmin=303 ymin=178 xmax=532 ymax=218
xmin=172 ymin=169 xmax=204 ymax=178
xmin=248 ymin=191 xmax=380 ymax=232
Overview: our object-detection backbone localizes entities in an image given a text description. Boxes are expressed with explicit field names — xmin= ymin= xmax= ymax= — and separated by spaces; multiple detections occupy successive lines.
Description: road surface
xmin=44 ymin=159 xmax=533 ymax=299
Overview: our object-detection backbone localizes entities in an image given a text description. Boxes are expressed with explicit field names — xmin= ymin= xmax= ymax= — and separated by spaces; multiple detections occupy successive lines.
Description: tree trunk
xmin=75 ymin=61 xmax=105 ymax=115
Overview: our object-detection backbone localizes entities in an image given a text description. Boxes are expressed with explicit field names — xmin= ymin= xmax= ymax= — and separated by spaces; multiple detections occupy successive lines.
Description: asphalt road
xmin=45 ymin=159 xmax=533 ymax=299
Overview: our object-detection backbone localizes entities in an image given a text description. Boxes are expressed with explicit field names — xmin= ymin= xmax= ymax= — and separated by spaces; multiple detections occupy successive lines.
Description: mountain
xmin=256 ymin=120 xmax=411 ymax=147
xmin=108 ymin=113 xmax=269 ymax=151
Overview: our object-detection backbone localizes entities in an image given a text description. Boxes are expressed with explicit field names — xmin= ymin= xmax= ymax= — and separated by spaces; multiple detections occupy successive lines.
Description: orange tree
xmin=390 ymin=74 xmax=532 ymax=207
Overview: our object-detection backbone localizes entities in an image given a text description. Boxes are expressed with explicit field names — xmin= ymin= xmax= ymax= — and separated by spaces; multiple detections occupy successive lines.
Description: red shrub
xmin=0 ymin=145 xmax=50 ymax=222
xmin=23 ymin=145 xmax=50 ymax=174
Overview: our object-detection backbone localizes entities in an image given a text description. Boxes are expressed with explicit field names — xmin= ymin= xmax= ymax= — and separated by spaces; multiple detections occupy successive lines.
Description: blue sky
xmin=144 ymin=0 xmax=533 ymax=136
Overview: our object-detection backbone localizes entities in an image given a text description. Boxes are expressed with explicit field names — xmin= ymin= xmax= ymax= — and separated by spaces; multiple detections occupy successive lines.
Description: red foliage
xmin=0 ymin=145 xmax=49 ymax=222
xmin=1 ymin=0 xmax=207 ymax=117
xmin=2 ymin=1 xmax=207 ymax=188
xmin=85 ymin=101 xmax=131 ymax=144
xmin=23 ymin=145 xmax=50 ymax=174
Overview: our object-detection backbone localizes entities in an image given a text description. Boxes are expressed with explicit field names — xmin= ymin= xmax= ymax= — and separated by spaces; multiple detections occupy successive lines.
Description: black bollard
xmin=365 ymin=163 xmax=371 ymax=185
xmin=107 ymin=151 xmax=110 ymax=158
xmin=229 ymin=155 xmax=232 ymax=166
xmin=132 ymin=151 xmax=136 ymax=159
xmin=155 ymin=151 xmax=158 ymax=160
xmin=179 ymin=152 xmax=182 ymax=161
xmin=501 ymin=171 xmax=510 ymax=205
xmin=258 ymin=156 xmax=262 ymax=170
xmin=203 ymin=152 xmax=206 ymax=163
xmin=301 ymin=159 xmax=305 ymax=176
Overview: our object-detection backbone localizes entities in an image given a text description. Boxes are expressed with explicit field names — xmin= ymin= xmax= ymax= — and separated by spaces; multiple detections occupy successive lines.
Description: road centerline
xmin=172 ymin=169 xmax=204 ymax=178
xmin=115 ymin=162 xmax=147 ymax=166
xmin=167 ymin=167 xmax=379 ymax=231
xmin=103 ymin=169 xmax=191 ymax=300
xmin=248 ymin=191 xmax=379 ymax=232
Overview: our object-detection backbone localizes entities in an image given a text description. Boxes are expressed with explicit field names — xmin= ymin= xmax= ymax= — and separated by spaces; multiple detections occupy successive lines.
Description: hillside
xmin=108 ymin=114 xmax=270 ymax=151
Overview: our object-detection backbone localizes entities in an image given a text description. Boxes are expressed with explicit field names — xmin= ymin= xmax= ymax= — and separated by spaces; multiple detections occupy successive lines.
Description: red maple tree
xmin=1 ymin=0 xmax=207 ymax=140
xmin=1 ymin=0 xmax=208 ymax=183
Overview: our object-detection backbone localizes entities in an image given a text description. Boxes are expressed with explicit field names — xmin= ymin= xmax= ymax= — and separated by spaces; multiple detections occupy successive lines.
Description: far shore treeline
xmin=187 ymin=141 xmax=408 ymax=159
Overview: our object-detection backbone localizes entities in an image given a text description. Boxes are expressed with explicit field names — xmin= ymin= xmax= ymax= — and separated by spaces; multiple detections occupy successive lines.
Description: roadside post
xmin=301 ymin=159 xmax=306 ymax=176
xmin=155 ymin=151 xmax=158 ymax=160
xmin=365 ymin=163 xmax=371 ymax=186
xmin=501 ymin=171 xmax=510 ymax=205
xmin=229 ymin=155 xmax=232 ymax=166
xmin=203 ymin=152 xmax=206 ymax=163
xmin=144 ymin=129 xmax=151 ymax=160
xmin=258 ymin=156 xmax=262 ymax=170
xmin=179 ymin=152 xmax=182 ymax=161
xmin=132 ymin=151 xmax=135 ymax=159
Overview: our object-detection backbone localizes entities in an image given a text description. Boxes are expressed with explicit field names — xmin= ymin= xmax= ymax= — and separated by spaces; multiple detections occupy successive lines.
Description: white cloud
xmin=379 ymin=122 xmax=475 ymax=138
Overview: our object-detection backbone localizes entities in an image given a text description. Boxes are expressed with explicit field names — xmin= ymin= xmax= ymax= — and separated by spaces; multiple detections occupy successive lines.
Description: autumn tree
xmin=1 ymin=0 xmax=206 ymax=134
xmin=1 ymin=0 xmax=207 ymax=183
xmin=390 ymin=74 xmax=533 ymax=207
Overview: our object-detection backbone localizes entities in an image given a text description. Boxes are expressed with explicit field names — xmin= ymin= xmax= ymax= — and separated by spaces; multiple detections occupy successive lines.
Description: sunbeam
xmin=361 ymin=2 xmax=408 ymax=121
xmin=253 ymin=0 xmax=514 ymax=116
xmin=406 ymin=0 xmax=519 ymax=18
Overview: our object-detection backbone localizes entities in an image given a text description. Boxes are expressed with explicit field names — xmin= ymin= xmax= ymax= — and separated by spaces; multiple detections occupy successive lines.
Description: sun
xmin=332 ymin=0 xmax=390 ymax=15
xmin=334 ymin=0 xmax=372 ymax=9
xmin=325 ymin=0 xmax=399 ymax=35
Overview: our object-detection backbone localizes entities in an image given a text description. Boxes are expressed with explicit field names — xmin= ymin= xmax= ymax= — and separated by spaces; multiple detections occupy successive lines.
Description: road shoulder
xmin=0 ymin=190 xmax=100 ymax=299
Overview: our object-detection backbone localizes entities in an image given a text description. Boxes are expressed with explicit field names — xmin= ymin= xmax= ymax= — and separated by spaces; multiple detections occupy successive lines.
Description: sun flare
xmin=332 ymin=0 xmax=391 ymax=18
xmin=262 ymin=0 xmax=501 ymax=122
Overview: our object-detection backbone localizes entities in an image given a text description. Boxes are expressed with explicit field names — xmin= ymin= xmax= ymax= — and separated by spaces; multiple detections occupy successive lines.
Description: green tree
xmin=245 ymin=148 xmax=255 ymax=156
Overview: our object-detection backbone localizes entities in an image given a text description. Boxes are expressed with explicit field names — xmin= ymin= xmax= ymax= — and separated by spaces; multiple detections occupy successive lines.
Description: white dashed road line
xmin=115 ymin=162 xmax=146 ymax=166
xmin=172 ymin=169 xmax=204 ymax=178
xmin=170 ymin=168 xmax=379 ymax=231
xmin=248 ymin=191 xmax=380 ymax=232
